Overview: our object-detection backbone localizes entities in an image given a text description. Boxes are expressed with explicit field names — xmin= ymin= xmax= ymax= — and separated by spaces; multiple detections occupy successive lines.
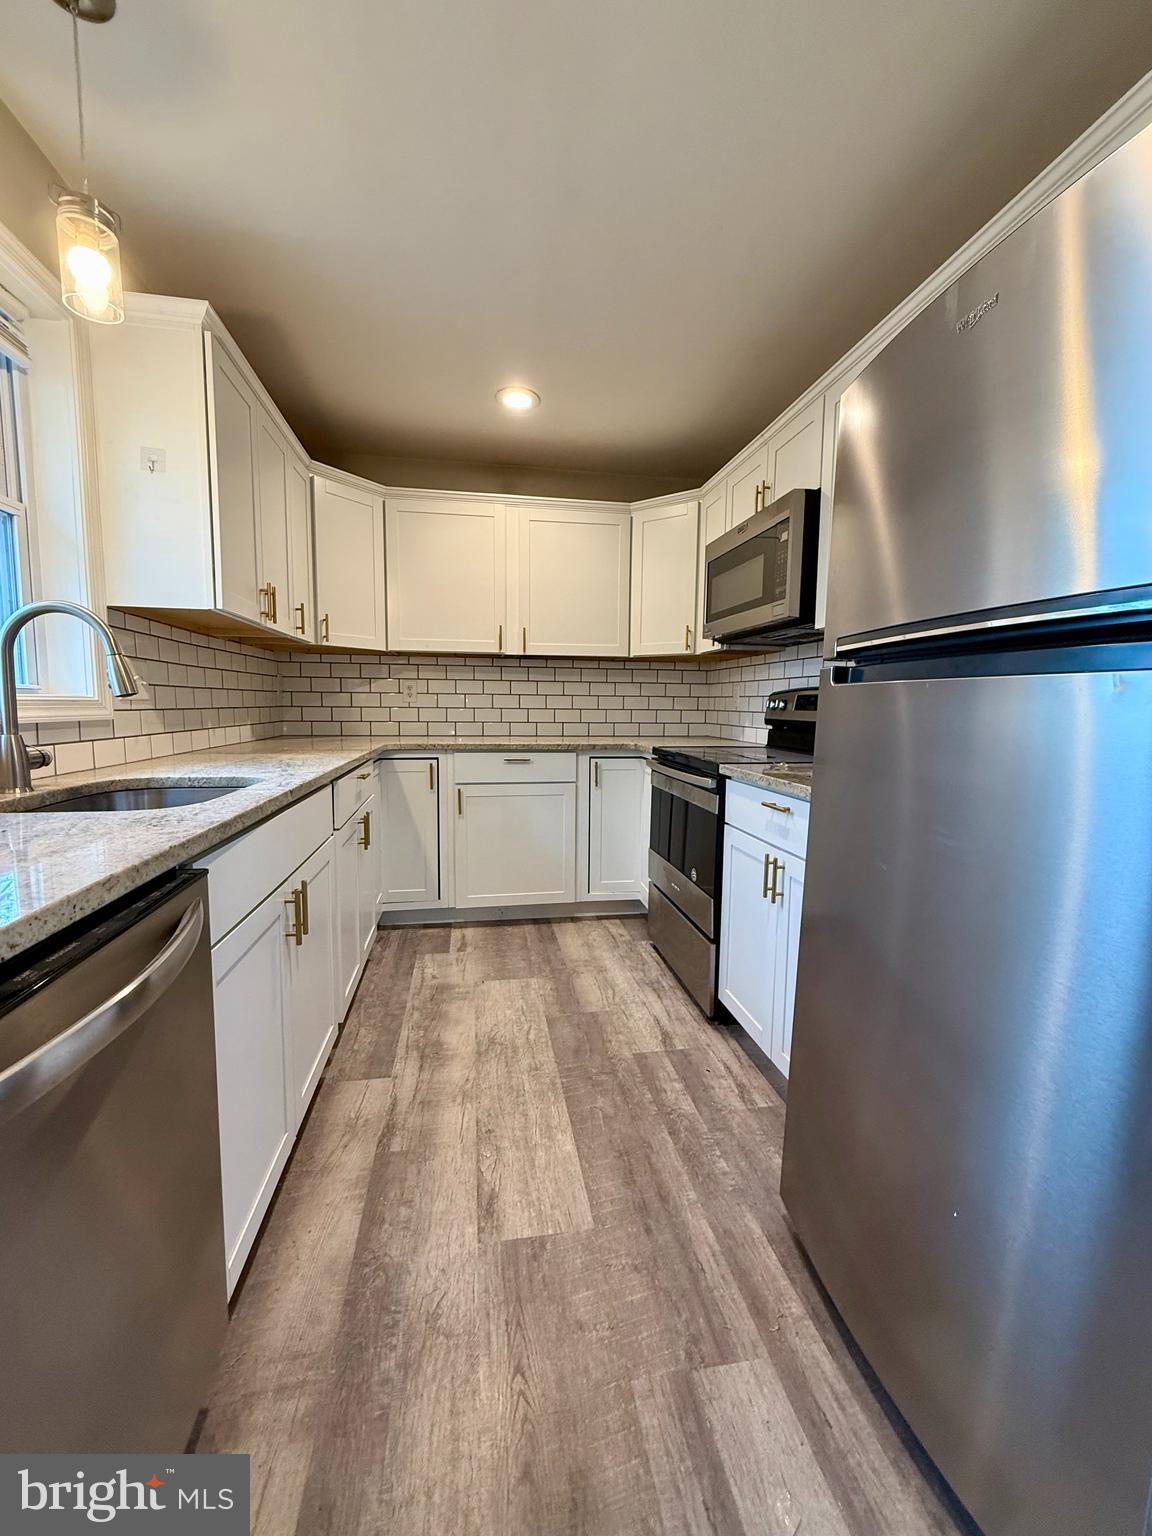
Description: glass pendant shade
xmin=55 ymin=193 xmax=123 ymax=325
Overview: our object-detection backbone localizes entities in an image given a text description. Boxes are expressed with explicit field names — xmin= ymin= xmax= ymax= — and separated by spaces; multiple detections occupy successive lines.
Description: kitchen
xmin=1 ymin=2 xmax=1152 ymax=1533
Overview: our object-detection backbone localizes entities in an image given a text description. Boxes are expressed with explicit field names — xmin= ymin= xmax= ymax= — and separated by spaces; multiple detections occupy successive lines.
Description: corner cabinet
xmin=629 ymin=500 xmax=698 ymax=656
xmin=91 ymin=296 xmax=314 ymax=639
xmin=314 ymin=475 xmax=387 ymax=649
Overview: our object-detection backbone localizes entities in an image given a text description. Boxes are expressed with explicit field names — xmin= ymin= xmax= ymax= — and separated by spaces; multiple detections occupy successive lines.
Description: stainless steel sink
xmin=30 ymin=785 xmax=246 ymax=812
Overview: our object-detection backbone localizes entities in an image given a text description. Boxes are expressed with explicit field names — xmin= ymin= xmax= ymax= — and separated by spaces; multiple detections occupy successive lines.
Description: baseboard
xmin=379 ymin=898 xmax=646 ymax=926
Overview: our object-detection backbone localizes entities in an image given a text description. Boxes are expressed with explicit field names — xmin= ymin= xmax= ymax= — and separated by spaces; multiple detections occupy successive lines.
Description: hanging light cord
xmin=70 ymin=1 xmax=88 ymax=192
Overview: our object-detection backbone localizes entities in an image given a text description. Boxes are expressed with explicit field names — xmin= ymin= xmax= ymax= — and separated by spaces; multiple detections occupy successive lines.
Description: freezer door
xmin=828 ymin=119 xmax=1152 ymax=646
xmin=781 ymin=666 xmax=1152 ymax=1536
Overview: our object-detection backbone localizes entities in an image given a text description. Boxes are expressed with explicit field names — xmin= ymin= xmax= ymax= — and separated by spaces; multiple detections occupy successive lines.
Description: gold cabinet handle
xmin=299 ymin=877 xmax=310 ymax=937
xmin=522 ymin=625 xmax=527 ymax=653
xmin=684 ymin=623 xmax=691 ymax=652
xmin=594 ymin=760 xmax=600 ymax=789
xmin=428 ymin=761 xmax=435 ymax=791
xmin=762 ymin=801 xmax=793 ymax=814
xmin=284 ymin=886 xmax=304 ymax=945
xmin=295 ymin=601 xmax=306 ymax=635
xmin=357 ymin=771 xmax=372 ymax=780
xmin=270 ymin=583 xmax=278 ymax=624
xmin=762 ymin=479 xmax=771 ymax=501
xmin=358 ymin=810 xmax=371 ymax=849
xmin=457 ymin=786 xmax=463 ymax=816
xmin=770 ymin=856 xmax=782 ymax=905
xmin=754 ymin=485 xmax=762 ymax=514
xmin=321 ymin=612 xmax=330 ymax=643
xmin=498 ymin=622 xmax=503 ymax=650
xmin=259 ymin=583 xmax=273 ymax=622
xmin=762 ymin=853 xmax=771 ymax=900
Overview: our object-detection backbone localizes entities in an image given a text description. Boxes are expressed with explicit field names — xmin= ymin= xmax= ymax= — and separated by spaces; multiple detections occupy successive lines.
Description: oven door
xmin=703 ymin=498 xmax=805 ymax=639
xmin=648 ymin=766 xmax=719 ymax=937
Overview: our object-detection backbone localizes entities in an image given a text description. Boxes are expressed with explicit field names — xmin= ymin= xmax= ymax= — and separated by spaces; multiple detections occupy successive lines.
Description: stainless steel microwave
xmin=702 ymin=486 xmax=821 ymax=644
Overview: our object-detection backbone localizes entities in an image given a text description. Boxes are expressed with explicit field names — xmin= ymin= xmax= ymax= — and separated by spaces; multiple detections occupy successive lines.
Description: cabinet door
xmin=206 ymin=335 xmax=261 ymax=623
xmin=455 ymin=781 xmax=576 ymax=906
xmin=769 ymin=851 xmax=805 ymax=1077
xmin=256 ymin=411 xmax=292 ymax=634
xmin=717 ymin=824 xmax=778 ymax=1052
xmin=630 ymin=501 xmax=698 ymax=656
xmin=334 ymin=810 xmax=365 ymax=1020
xmin=695 ymin=483 xmax=727 ymax=654
xmin=211 ymin=889 xmax=293 ymax=1293
xmin=385 ymin=497 xmax=506 ymax=652
xmin=516 ymin=504 xmax=630 ymax=656
xmin=377 ymin=758 xmax=440 ymax=907
xmin=766 ymin=398 xmax=824 ymax=501
xmin=725 ymin=443 xmax=770 ymax=531
xmin=357 ymin=792 xmax=379 ymax=965
xmin=314 ymin=476 xmax=387 ymax=649
xmin=588 ymin=757 xmax=646 ymax=897
xmin=282 ymin=837 xmax=337 ymax=1130
xmin=640 ymin=761 xmax=652 ymax=907
xmin=286 ymin=455 xmax=315 ymax=642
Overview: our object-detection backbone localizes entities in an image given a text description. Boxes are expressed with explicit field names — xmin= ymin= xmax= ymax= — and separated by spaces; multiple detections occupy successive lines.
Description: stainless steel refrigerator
xmin=781 ymin=121 xmax=1152 ymax=1536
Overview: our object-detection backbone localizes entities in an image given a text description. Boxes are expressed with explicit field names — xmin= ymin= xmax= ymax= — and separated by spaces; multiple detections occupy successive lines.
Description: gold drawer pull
xmin=762 ymin=853 xmax=771 ymax=900
xmin=284 ymin=887 xmax=304 ymax=945
xmin=457 ymin=786 xmax=463 ymax=816
xmin=358 ymin=811 xmax=372 ymax=849
xmin=295 ymin=601 xmax=306 ymax=635
xmin=299 ymin=878 xmax=310 ymax=936
xmin=321 ymin=612 xmax=330 ymax=642
xmin=762 ymin=801 xmax=793 ymax=814
xmin=428 ymin=761 xmax=435 ymax=791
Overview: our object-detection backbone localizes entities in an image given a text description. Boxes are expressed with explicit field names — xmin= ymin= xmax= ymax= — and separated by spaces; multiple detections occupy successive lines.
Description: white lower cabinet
xmin=455 ymin=780 xmax=576 ymax=906
xmin=718 ymin=803 xmax=807 ymax=1077
xmin=588 ymin=756 xmax=647 ymax=898
xmin=334 ymin=788 xmax=378 ymax=1019
xmin=377 ymin=757 xmax=440 ymax=907
xmin=211 ymin=889 xmax=293 ymax=1295
xmin=282 ymin=837 xmax=338 ymax=1129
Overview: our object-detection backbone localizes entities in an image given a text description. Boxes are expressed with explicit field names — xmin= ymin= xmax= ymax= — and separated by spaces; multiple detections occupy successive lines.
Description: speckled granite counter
xmin=721 ymin=763 xmax=813 ymax=801
xmin=0 ymin=735 xmax=734 ymax=961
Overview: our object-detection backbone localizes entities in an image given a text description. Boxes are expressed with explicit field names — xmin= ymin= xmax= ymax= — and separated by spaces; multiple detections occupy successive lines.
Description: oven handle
xmin=649 ymin=760 xmax=719 ymax=792
xmin=651 ymin=768 xmax=719 ymax=813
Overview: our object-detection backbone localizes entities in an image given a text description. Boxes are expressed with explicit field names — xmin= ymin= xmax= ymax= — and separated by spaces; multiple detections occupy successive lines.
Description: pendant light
xmin=52 ymin=0 xmax=124 ymax=325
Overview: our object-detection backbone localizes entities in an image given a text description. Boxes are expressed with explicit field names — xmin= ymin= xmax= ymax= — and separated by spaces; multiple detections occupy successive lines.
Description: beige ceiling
xmin=3 ymin=0 xmax=1152 ymax=498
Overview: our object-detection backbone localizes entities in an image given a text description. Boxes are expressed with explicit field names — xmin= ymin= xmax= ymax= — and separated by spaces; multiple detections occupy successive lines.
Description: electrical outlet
xmin=140 ymin=447 xmax=166 ymax=475
xmin=401 ymin=680 xmax=417 ymax=704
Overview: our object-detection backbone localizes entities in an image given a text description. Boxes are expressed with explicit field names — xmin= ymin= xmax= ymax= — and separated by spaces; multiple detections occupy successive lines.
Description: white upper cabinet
xmin=629 ymin=500 xmax=698 ymax=656
xmin=515 ymin=503 xmax=630 ymax=657
xmin=314 ymin=475 xmax=387 ymax=649
xmin=91 ymin=297 xmax=313 ymax=637
xmin=206 ymin=335 xmax=262 ymax=623
xmin=765 ymin=398 xmax=824 ymax=501
xmin=385 ymin=497 xmax=506 ymax=653
xmin=255 ymin=407 xmax=292 ymax=634
xmin=286 ymin=457 xmax=315 ymax=643
xmin=725 ymin=442 xmax=770 ymax=530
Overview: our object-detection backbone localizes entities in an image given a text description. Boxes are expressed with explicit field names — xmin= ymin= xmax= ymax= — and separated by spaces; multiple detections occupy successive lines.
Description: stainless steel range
xmin=647 ymin=687 xmax=817 ymax=1015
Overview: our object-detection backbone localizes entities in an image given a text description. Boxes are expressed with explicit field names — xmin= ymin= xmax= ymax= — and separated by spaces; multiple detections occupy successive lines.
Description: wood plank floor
xmin=200 ymin=917 xmax=976 ymax=1536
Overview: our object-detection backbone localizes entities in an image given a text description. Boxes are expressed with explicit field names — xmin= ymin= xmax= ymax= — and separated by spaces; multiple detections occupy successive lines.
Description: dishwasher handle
xmin=0 ymin=898 xmax=205 ymax=1127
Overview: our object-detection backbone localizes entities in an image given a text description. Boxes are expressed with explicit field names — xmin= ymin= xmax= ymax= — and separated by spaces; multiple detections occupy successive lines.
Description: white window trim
xmin=0 ymin=219 xmax=113 ymax=723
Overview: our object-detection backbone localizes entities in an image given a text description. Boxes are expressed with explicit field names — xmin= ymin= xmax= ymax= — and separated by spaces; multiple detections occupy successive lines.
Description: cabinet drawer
xmin=454 ymin=751 xmax=578 ymax=783
xmin=332 ymin=763 xmax=376 ymax=827
xmin=724 ymin=777 xmax=809 ymax=856
xmin=197 ymin=788 xmax=332 ymax=944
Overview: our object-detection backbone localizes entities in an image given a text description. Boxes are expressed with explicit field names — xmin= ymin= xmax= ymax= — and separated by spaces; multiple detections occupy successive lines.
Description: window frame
xmin=0 ymin=219 xmax=113 ymax=723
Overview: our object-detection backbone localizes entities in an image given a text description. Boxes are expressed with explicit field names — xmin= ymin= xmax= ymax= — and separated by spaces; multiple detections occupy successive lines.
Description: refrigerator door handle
xmin=835 ymin=593 xmax=1152 ymax=660
xmin=0 ymin=899 xmax=205 ymax=1126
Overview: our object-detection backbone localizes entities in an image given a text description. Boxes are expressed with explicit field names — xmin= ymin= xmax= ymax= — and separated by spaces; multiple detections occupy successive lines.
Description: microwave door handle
xmin=0 ymin=900 xmax=205 ymax=1128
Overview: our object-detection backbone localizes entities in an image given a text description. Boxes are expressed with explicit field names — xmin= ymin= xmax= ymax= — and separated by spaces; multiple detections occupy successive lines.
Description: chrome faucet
xmin=0 ymin=600 xmax=139 ymax=792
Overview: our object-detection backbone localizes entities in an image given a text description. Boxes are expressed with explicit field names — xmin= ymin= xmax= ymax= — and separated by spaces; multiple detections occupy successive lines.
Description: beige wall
xmin=0 ymin=98 xmax=62 ymax=273
xmin=332 ymin=452 xmax=693 ymax=505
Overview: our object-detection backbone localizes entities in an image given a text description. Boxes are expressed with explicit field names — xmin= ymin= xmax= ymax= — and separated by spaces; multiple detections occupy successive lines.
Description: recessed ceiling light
xmin=496 ymin=386 xmax=540 ymax=412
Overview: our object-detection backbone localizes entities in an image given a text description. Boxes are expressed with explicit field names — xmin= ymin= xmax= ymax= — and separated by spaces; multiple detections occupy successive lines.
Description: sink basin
xmin=31 ymin=785 xmax=245 ymax=812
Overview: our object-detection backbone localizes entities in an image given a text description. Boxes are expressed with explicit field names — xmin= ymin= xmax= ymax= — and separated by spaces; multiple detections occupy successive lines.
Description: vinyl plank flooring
xmin=201 ymin=916 xmax=971 ymax=1536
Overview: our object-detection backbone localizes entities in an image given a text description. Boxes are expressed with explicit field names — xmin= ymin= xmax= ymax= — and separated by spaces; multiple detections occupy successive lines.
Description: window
xmin=0 ymin=354 xmax=33 ymax=685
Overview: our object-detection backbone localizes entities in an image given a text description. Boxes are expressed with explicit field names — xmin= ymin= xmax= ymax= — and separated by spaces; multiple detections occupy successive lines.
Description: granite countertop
xmin=721 ymin=762 xmax=814 ymax=801
xmin=0 ymin=734 xmax=734 ymax=962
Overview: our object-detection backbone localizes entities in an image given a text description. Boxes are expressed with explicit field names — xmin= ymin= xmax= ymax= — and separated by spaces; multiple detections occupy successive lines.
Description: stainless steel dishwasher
xmin=0 ymin=869 xmax=227 ymax=1453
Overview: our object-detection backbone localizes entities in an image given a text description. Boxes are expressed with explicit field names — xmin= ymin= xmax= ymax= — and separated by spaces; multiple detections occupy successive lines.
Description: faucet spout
xmin=0 ymin=600 xmax=139 ymax=794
